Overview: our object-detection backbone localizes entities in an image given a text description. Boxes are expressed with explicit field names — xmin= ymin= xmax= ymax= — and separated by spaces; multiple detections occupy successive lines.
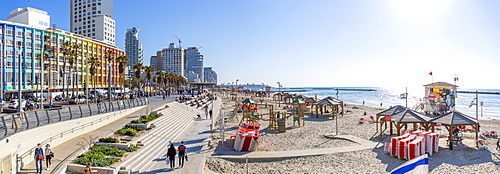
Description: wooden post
xmin=475 ymin=123 xmax=479 ymax=148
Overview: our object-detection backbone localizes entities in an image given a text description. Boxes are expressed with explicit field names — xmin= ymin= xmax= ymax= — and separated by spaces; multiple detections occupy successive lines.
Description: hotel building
xmin=70 ymin=0 xmax=116 ymax=45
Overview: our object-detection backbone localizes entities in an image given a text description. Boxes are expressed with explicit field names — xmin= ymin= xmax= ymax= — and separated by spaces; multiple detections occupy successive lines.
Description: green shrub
xmin=115 ymin=128 xmax=137 ymax=136
xmin=130 ymin=114 xmax=160 ymax=124
xmin=91 ymin=146 xmax=126 ymax=157
xmin=125 ymin=144 xmax=140 ymax=152
xmin=99 ymin=138 xmax=119 ymax=143
xmin=124 ymin=125 xmax=144 ymax=131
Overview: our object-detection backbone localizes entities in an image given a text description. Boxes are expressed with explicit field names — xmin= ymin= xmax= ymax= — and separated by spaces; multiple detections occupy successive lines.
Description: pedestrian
xmin=166 ymin=143 xmax=176 ymax=170
xmin=34 ymin=143 xmax=44 ymax=173
xmin=380 ymin=103 xmax=382 ymax=107
xmin=497 ymin=138 xmax=500 ymax=150
xmin=45 ymin=144 xmax=53 ymax=170
xmin=163 ymin=91 xmax=166 ymax=100
xmin=209 ymin=109 xmax=213 ymax=119
xmin=362 ymin=101 xmax=365 ymax=105
xmin=178 ymin=141 xmax=188 ymax=168
xmin=97 ymin=97 xmax=103 ymax=113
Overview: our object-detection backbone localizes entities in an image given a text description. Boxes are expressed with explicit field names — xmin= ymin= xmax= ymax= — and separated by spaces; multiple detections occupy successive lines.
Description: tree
xmin=132 ymin=63 xmax=144 ymax=91
xmin=144 ymin=66 xmax=154 ymax=93
xmin=60 ymin=41 xmax=72 ymax=100
xmin=116 ymin=55 xmax=129 ymax=93
xmin=155 ymin=71 xmax=164 ymax=90
xmin=69 ymin=43 xmax=82 ymax=97
xmin=104 ymin=50 xmax=116 ymax=99
xmin=88 ymin=56 xmax=99 ymax=102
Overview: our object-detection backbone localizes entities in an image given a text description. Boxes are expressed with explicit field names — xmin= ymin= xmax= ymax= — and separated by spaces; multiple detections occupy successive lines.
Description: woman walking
xmin=34 ymin=143 xmax=44 ymax=173
xmin=166 ymin=143 xmax=176 ymax=170
xmin=45 ymin=144 xmax=53 ymax=170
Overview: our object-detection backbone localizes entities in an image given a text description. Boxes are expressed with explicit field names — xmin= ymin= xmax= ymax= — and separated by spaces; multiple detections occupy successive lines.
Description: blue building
xmin=185 ymin=47 xmax=203 ymax=82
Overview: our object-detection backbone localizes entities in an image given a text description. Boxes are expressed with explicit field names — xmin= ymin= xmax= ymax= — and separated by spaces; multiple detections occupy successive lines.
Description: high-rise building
xmin=150 ymin=56 xmax=157 ymax=71
xmin=70 ymin=0 xmax=115 ymax=45
xmin=204 ymin=67 xmax=217 ymax=84
xmin=185 ymin=47 xmax=204 ymax=82
xmin=0 ymin=19 xmax=124 ymax=94
xmin=7 ymin=7 xmax=50 ymax=29
xmin=160 ymin=43 xmax=184 ymax=76
xmin=125 ymin=27 xmax=144 ymax=76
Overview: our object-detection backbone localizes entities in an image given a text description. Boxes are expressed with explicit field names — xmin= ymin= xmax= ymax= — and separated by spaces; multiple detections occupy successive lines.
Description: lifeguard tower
xmin=291 ymin=99 xmax=306 ymax=127
xmin=423 ymin=82 xmax=458 ymax=114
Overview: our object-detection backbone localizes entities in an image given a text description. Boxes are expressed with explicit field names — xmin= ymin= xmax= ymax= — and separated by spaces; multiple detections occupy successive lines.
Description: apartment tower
xmin=70 ymin=0 xmax=115 ymax=45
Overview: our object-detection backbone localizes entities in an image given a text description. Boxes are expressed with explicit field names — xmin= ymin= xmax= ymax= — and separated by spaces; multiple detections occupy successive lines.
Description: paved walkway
xmin=210 ymin=134 xmax=380 ymax=159
xmin=16 ymin=95 xmax=176 ymax=174
xmin=126 ymin=98 xmax=222 ymax=174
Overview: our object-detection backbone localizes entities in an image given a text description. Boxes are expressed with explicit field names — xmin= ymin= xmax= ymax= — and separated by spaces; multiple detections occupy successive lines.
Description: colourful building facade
xmin=0 ymin=20 xmax=124 ymax=96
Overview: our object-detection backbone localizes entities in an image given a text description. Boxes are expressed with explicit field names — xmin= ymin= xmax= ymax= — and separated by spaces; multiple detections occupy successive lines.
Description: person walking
xmin=97 ymin=97 xmax=103 ymax=113
xmin=34 ymin=143 xmax=44 ymax=173
xmin=166 ymin=143 xmax=176 ymax=170
xmin=497 ymin=138 xmax=500 ymax=150
xmin=178 ymin=141 xmax=187 ymax=168
xmin=209 ymin=109 xmax=213 ymax=119
xmin=163 ymin=91 xmax=166 ymax=100
xmin=45 ymin=144 xmax=53 ymax=170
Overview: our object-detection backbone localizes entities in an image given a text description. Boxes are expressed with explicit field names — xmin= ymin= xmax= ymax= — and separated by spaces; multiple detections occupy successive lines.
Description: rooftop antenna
xmin=173 ymin=34 xmax=182 ymax=48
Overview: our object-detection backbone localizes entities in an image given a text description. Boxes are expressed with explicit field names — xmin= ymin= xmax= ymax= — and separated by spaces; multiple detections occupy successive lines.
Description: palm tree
xmin=132 ymin=63 xmax=144 ymax=91
xmin=144 ymin=66 xmax=154 ymax=93
xmin=116 ymin=55 xmax=129 ymax=93
xmin=69 ymin=43 xmax=82 ymax=97
xmin=104 ymin=50 xmax=116 ymax=99
xmin=88 ymin=56 xmax=99 ymax=102
xmin=60 ymin=41 xmax=72 ymax=100
xmin=155 ymin=71 xmax=164 ymax=90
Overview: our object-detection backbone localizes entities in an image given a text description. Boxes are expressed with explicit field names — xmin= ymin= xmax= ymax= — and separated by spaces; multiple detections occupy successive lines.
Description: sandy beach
xmin=205 ymin=92 xmax=500 ymax=173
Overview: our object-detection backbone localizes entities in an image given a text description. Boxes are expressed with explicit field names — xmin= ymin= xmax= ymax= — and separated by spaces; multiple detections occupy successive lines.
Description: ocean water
xmin=276 ymin=87 xmax=500 ymax=119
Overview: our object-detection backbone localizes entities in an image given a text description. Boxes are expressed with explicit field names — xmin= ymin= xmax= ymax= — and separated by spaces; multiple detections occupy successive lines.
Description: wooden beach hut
xmin=291 ymin=99 xmax=306 ymax=127
xmin=376 ymin=105 xmax=407 ymax=137
xmin=428 ymin=111 xmax=479 ymax=150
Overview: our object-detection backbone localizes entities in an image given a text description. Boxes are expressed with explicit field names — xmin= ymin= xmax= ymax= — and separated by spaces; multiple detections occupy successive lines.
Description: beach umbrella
xmin=241 ymin=98 xmax=256 ymax=104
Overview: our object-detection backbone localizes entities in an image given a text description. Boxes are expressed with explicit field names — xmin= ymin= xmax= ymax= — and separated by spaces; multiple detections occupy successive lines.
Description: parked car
xmin=8 ymin=99 xmax=27 ymax=109
xmin=54 ymin=95 xmax=63 ymax=101
xmin=68 ymin=95 xmax=86 ymax=104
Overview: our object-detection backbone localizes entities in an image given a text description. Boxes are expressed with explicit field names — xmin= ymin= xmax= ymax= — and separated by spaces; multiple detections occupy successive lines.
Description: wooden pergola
xmin=312 ymin=97 xmax=344 ymax=118
xmin=428 ymin=111 xmax=479 ymax=150
xmin=376 ymin=105 xmax=407 ymax=137
xmin=391 ymin=109 xmax=433 ymax=136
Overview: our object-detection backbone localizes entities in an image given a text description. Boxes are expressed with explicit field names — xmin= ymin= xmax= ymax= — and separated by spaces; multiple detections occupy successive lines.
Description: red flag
xmin=429 ymin=72 xmax=433 ymax=76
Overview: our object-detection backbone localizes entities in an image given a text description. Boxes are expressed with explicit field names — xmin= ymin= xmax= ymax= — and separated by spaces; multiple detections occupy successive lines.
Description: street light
xmin=17 ymin=41 xmax=23 ymax=113
xmin=0 ymin=41 xmax=4 ymax=112
xmin=235 ymin=79 xmax=239 ymax=102
xmin=277 ymin=82 xmax=281 ymax=107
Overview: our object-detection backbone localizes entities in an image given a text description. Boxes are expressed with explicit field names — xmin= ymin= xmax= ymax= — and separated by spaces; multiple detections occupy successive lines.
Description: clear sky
xmin=1 ymin=0 xmax=499 ymax=89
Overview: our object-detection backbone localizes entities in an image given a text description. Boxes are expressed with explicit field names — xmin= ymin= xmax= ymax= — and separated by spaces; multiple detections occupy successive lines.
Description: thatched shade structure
xmin=284 ymin=95 xmax=295 ymax=103
xmin=312 ymin=97 xmax=344 ymax=118
xmin=391 ymin=109 xmax=433 ymax=136
xmin=303 ymin=97 xmax=316 ymax=103
xmin=428 ymin=111 xmax=479 ymax=150
xmin=376 ymin=105 xmax=407 ymax=136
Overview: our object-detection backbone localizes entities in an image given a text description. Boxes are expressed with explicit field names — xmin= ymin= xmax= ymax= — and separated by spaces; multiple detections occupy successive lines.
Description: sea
xmin=273 ymin=87 xmax=500 ymax=119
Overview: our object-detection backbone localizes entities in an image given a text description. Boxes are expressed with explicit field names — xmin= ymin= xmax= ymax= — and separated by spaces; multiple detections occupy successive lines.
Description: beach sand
xmin=206 ymin=93 xmax=500 ymax=173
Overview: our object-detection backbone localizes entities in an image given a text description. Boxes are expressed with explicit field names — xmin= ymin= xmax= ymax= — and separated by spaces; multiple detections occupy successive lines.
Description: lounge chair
xmin=369 ymin=116 xmax=378 ymax=123
xmin=359 ymin=118 xmax=365 ymax=124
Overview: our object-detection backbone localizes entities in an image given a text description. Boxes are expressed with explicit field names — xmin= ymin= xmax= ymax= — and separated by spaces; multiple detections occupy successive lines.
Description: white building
xmin=160 ymin=43 xmax=184 ymax=77
xmin=204 ymin=67 xmax=217 ymax=84
xmin=125 ymin=27 xmax=144 ymax=76
xmin=185 ymin=47 xmax=204 ymax=82
xmin=70 ymin=0 xmax=115 ymax=45
xmin=7 ymin=7 xmax=50 ymax=29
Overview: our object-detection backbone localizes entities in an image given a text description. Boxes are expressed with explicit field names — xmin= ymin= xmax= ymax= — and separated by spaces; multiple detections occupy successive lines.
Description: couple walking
xmin=166 ymin=141 xmax=188 ymax=171
xmin=33 ymin=143 xmax=54 ymax=173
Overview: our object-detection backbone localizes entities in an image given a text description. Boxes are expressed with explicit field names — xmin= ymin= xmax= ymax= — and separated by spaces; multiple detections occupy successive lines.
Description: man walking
xmin=209 ymin=109 xmax=213 ymax=119
xmin=178 ymin=141 xmax=187 ymax=168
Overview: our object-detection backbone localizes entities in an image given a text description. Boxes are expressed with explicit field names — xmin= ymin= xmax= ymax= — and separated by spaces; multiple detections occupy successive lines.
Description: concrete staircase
xmin=115 ymin=102 xmax=205 ymax=173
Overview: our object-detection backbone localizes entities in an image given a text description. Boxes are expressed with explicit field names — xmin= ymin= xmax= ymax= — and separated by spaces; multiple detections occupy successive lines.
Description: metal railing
xmin=0 ymin=97 xmax=149 ymax=138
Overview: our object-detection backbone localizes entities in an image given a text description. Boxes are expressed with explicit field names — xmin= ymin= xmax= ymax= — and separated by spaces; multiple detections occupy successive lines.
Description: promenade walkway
xmin=16 ymin=95 xmax=176 ymax=174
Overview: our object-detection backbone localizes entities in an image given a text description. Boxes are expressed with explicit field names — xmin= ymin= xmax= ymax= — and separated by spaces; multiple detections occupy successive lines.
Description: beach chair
xmin=435 ymin=123 xmax=442 ymax=130
xmin=359 ymin=118 xmax=365 ymax=124
xmin=369 ymin=116 xmax=378 ymax=123
xmin=384 ymin=142 xmax=391 ymax=153
xmin=491 ymin=131 xmax=497 ymax=137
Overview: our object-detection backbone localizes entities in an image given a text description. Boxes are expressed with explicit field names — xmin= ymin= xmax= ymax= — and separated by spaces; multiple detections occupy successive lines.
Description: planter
xmin=94 ymin=142 xmax=130 ymax=150
xmin=67 ymin=164 xmax=116 ymax=174
xmin=126 ymin=123 xmax=153 ymax=130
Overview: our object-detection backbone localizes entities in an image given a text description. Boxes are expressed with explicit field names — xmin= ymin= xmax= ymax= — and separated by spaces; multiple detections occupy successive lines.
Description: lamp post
xmin=16 ymin=42 xmax=23 ymax=113
xmin=235 ymin=79 xmax=239 ymax=103
xmin=277 ymin=82 xmax=281 ymax=107
xmin=0 ymin=41 xmax=4 ymax=112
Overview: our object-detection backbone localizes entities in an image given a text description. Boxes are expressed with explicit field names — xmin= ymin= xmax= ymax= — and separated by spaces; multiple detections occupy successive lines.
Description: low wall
xmin=0 ymin=105 xmax=146 ymax=172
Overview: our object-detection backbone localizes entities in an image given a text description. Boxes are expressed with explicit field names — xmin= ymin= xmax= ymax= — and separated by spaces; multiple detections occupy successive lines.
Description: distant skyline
xmin=1 ymin=0 xmax=499 ymax=89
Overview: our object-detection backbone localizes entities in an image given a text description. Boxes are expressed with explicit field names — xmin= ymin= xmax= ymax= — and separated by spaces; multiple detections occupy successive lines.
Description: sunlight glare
xmin=387 ymin=0 xmax=452 ymax=22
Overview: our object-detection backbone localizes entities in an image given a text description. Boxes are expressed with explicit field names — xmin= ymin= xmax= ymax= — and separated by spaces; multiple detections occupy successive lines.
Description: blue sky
xmin=1 ymin=0 xmax=500 ymax=89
